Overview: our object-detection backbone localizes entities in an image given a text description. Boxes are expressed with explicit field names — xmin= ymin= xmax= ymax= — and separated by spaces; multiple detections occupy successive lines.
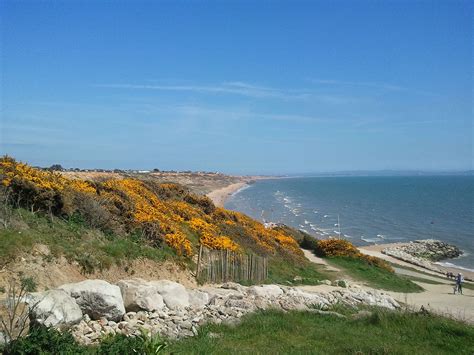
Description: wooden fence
xmin=196 ymin=246 xmax=268 ymax=284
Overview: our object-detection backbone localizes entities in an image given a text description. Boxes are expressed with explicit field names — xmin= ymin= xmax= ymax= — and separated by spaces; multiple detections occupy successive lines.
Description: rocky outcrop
xmin=27 ymin=289 xmax=83 ymax=327
xmin=59 ymin=280 xmax=125 ymax=321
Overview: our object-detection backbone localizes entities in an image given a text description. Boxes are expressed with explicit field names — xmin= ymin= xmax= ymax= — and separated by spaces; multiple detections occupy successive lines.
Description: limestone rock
xmin=149 ymin=280 xmax=190 ymax=309
xmin=382 ymin=239 xmax=463 ymax=271
xmin=27 ymin=289 xmax=83 ymax=327
xmin=248 ymin=285 xmax=283 ymax=298
xmin=59 ymin=280 xmax=125 ymax=321
xmin=188 ymin=290 xmax=210 ymax=308
xmin=117 ymin=279 xmax=165 ymax=312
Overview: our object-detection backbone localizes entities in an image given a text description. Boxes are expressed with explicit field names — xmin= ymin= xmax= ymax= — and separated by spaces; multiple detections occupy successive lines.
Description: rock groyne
xmin=382 ymin=239 xmax=463 ymax=274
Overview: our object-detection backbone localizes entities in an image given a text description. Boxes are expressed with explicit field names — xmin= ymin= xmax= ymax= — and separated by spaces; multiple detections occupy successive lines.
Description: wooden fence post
xmin=196 ymin=244 xmax=203 ymax=279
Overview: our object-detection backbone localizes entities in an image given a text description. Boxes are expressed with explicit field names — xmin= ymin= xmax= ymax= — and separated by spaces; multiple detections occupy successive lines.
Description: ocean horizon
xmin=226 ymin=175 xmax=474 ymax=271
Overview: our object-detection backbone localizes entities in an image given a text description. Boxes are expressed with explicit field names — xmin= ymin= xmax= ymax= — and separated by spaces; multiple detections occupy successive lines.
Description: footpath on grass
xmin=303 ymin=248 xmax=474 ymax=324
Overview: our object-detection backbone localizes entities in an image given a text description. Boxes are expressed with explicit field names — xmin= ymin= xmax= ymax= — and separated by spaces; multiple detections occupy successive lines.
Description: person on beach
xmin=455 ymin=273 xmax=463 ymax=295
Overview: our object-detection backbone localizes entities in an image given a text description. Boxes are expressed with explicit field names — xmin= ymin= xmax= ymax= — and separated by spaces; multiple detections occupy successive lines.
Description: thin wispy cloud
xmin=310 ymin=78 xmax=435 ymax=96
xmin=128 ymin=102 xmax=333 ymax=124
xmin=95 ymin=81 xmax=359 ymax=103
xmin=95 ymin=81 xmax=309 ymax=99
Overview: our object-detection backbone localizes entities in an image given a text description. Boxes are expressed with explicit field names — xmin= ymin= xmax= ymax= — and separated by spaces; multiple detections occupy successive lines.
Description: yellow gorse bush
xmin=0 ymin=157 xmax=95 ymax=194
xmin=0 ymin=156 xmax=303 ymax=259
xmin=316 ymin=238 xmax=393 ymax=272
xmin=188 ymin=217 xmax=240 ymax=251
xmin=315 ymin=239 xmax=360 ymax=257
xmin=164 ymin=231 xmax=193 ymax=256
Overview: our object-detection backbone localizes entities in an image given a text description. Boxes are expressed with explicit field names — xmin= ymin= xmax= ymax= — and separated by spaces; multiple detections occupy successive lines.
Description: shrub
xmin=299 ymin=235 xmax=319 ymax=251
xmin=76 ymin=253 xmax=102 ymax=275
xmin=314 ymin=238 xmax=394 ymax=272
xmin=3 ymin=324 xmax=84 ymax=354
xmin=95 ymin=333 xmax=146 ymax=354
xmin=1 ymin=276 xmax=38 ymax=343
xmin=314 ymin=238 xmax=359 ymax=258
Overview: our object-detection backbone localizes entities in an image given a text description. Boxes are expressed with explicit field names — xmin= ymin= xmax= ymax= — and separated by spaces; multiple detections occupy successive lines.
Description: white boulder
xmin=188 ymin=290 xmax=210 ymax=308
xmin=248 ymin=285 xmax=284 ymax=298
xmin=116 ymin=279 xmax=165 ymax=312
xmin=149 ymin=280 xmax=190 ymax=309
xmin=59 ymin=280 xmax=125 ymax=321
xmin=27 ymin=289 xmax=82 ymax=327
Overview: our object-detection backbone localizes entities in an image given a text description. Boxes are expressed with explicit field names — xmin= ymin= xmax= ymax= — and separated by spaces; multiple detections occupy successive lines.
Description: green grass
xmin=0 ymin=208 xmax=178 ymax=273
xmin=5 ymin=308 xmax=473 ymax=354
xmin=265 ymin=256 xmax=334 ymax=286
xmin=167 ymin=308 xmax=474 ymax=354
xmin=327 ymin=256 xmax=424 ymax=293
xmin=392 ymin=263 xmax=451 ymax=280
xmin=405 ymin=276 xmax=444 ymax=285
xmin=461 ymin=282 xmax=474 ymax=290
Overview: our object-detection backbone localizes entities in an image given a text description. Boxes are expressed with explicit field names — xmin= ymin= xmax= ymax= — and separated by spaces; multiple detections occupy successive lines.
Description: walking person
xmin=455 ymin=273 xmax=463 ymax=295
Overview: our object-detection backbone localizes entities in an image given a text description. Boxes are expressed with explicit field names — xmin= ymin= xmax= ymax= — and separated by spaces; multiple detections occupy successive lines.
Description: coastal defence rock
xmin=116 ymin=279 xmax=165 ymax=312
xmin=28 ymin=278 xmax=400 ymax=346
xmin=248 ymin=285 xmax=284 ymax=298
xmin=27 ymin=289 xmax=83 ymax=327
xmin=188 ymin=289 xmax=210 ymax=308
xmin=149 ymin=280 xmax=190 ymax=309
xmin=382 ymin=239 xmax=463 ymax=274
xmin=383 ymin=239 xmax=462 ymax=262
xmin=59 ymin=280 xmax=125 ymax=321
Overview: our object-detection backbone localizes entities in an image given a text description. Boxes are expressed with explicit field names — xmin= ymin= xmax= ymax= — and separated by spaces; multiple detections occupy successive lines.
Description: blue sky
xmin=1 ymin=1 xmax=472 ymax=174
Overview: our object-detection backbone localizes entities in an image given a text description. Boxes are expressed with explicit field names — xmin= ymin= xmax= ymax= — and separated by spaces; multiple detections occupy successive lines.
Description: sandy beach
xmin=206 ymin=181 xmax=249 ymax=207
xmin=206 ymin=176 xmax=275 ymax=207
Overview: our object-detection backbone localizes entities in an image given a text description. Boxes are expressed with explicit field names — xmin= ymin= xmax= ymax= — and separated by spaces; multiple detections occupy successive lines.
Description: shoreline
xmin=206 ymin=181 xmax=249 ymax=207
xmin=206 ymin=176 xmax=275 ymax=207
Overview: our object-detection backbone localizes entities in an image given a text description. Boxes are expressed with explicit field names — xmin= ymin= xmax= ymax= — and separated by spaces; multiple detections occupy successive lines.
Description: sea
xmin=225 ymin=176 xmax=474 ymax=271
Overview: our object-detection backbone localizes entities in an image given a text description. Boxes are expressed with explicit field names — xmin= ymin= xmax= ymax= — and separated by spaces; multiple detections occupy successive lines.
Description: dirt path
xmin=301 ymin=249 xmax=340 ymax=272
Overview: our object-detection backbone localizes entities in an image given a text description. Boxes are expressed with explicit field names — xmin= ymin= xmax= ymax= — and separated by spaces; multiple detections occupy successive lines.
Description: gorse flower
xmin=0 ymin=156 xmax=303 ymax=259
xmin=315 ymin=238 xmax=394 ymax=272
